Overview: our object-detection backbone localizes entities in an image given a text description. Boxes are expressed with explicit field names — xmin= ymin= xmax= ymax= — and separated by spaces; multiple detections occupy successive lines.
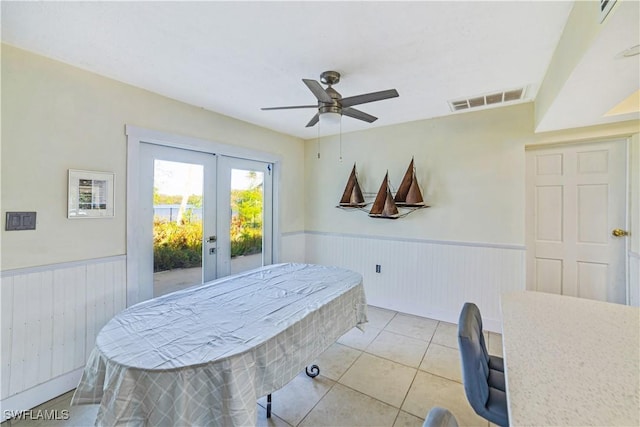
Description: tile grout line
xmin=393 ymin=323 xmax=438 ymax=420
xmin=295 ymin=346 xmax=368 ymax=427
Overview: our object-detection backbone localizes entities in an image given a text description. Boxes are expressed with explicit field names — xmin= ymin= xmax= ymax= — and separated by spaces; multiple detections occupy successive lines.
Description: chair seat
xmin=423 ymin=407 xmax=459 ymax=427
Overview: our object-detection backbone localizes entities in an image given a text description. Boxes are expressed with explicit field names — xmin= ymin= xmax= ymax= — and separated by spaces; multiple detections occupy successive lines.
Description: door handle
xmin=612 ymin=228 xmax=629 ymax=237
xmin=207 ymin=236 xmax=217 ymax=243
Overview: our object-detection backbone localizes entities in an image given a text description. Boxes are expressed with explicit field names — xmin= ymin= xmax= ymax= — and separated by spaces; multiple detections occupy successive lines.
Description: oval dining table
xmin=71 ymin=263 xmax=368 ymax=426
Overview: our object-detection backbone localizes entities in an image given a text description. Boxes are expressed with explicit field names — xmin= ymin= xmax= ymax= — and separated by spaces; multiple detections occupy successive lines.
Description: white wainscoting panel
xmin=630 ymin=251 xmax=640 ymax=307
xmin=305 ymin=232 xmax=525 ymax=332
xmin=0 ymin=256 xmax=126 ymax=420
xmin=280 ymin=231 xmax=306 ymax=264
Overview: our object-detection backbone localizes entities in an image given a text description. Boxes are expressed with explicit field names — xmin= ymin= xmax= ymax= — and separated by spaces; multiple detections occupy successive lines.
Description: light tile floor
xmin=5 ymin=306 xmax=503 ymax=427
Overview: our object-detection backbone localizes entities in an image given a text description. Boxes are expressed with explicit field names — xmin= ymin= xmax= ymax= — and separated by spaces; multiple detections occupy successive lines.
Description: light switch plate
xmin=5 ymin=212 xmax=37 ymax=230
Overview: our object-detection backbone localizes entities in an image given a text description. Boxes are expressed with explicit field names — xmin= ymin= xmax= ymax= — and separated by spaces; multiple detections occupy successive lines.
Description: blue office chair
xmin=423 ymin=407 xmax=459 ymax=427
xmin=457 ymin=302 xmax=509 ymax=427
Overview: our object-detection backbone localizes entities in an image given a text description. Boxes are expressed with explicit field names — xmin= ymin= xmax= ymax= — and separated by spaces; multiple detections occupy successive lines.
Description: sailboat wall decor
xmin=339 ymin=163 xmax=366 ymax=207
xmin=368 ymin=171 xmax=400 ymax=219
xmin=394 ymin=157 xmax=426 ymax=207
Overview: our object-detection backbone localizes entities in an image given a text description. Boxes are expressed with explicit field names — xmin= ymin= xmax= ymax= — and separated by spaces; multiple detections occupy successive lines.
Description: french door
xmin=139 ymin=143 xmax=217 ymax=298
xmin=138 ymin=144 xmax=273 ymax=299
xmin=217 ymin=156 xmax=273 ymax=278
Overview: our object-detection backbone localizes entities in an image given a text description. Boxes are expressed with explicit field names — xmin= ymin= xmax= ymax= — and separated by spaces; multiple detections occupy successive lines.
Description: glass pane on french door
xmin=230 ymin=168 xmax=264 ymax=275
xmin=153 ymin=160 xmax=204 ymax=296
xmin=217 ymin=156 xmax=273 ymax=278
xmin=139 ymin=142 xmax=216 ymax=300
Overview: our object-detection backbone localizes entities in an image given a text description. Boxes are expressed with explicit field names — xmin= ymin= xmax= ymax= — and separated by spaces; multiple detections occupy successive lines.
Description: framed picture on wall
xmin=68 ymin=169 xmax=115 ymax=218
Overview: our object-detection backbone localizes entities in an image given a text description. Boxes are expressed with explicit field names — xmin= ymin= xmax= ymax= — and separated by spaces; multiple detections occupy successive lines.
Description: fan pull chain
xmin=317 ymin=121 xmax=321 ymax=159
xmin=339 ymin=118 xmax=343 ymax=162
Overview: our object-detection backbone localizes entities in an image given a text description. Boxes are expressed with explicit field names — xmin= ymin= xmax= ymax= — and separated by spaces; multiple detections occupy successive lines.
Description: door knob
xmin=612 ymin=228 xmax=629 ymax=237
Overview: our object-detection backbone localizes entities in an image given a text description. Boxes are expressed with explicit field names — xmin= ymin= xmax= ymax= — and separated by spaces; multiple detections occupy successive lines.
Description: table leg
xmin=305 ymin=364 xmax=320 ymax=378
xmin=267 ymin=393 xmax=272 ymax=418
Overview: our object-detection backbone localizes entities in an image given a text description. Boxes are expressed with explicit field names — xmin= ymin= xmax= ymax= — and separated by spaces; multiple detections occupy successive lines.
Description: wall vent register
xmin=448 ymin=87 xmax=527 ymax=112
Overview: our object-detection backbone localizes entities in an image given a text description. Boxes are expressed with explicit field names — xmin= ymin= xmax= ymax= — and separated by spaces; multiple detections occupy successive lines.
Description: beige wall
xmin=305 ymin=103 xmax=533 ymax=245
xmin=304 ymin=104 xmax=639 ymax=248
xmin=1 ymin=44 xmax=305 ymax=270
xmin=2 ymin=42 xmax=638 ymax=275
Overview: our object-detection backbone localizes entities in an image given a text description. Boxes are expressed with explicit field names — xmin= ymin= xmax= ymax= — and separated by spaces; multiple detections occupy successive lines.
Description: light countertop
xmin=501 ymin=291 xmax=640 ymax=426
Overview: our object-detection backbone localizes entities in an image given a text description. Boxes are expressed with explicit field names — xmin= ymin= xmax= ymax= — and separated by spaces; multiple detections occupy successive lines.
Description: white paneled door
xmin=526 ymin=140 xmax=628 ymax=303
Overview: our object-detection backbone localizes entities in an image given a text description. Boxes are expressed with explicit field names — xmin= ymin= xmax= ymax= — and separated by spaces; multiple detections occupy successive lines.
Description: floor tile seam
xmin=375 ymin=327 xmax=435 ymax=345
xmin=326 ymin=348 xmax=365 ymax=384
xmin=261 ymin=407 xmax=293 ymax=427
xmin=394 ymin=365 xmax=420 ymax=420
xmin=379 ymin=311 xmax=398 ymax=330
xmin=379 ymin=319 xmax=439 ymax=338
xmin=330 ymin=381 xmax=404 ymax=412
xmin=416 ymin=368 xmax=463 ymax=385
xmin=366 ymin=312 xmax=396 ymax=330
xmin=390 ymin=408 xmax=402 ymax=427
xmin=256 ymin=375 xmax=336 ymax=426
xmin=418 ymin=367 xmax=464 ymax=385
xmin=336 ymin=352 xmax=419 ymax=408
xmin=369 ymin=321 xmax=393 ymax=330
xmin=292 ymin=375 xmax=337 ymax=427
xmin=430 ymin=341 xmax=459 ymax=351
xmin=415 ymin=337 xmax=432 ymax=370
xmin=395 ymin=409 xmax=426 ymax=424
xmin=293 ymin=381 xmax=401 ymax=427
xmin=360 ymin=348 xmax=425 ymax=371
xmin=339 ymin=326 xmax=383 ymax=352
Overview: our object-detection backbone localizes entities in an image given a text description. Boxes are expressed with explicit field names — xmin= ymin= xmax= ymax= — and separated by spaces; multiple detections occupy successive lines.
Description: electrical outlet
xmin=375 ymin=264 xmax=381 ymax=273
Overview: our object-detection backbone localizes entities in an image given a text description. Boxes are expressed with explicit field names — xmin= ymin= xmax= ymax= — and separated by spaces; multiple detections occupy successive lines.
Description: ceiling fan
xmin=261 ymin=71 xmax=399 ymax=128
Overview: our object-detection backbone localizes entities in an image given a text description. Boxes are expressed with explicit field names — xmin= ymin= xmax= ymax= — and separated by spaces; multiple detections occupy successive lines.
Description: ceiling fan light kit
xmin=262 ymin=71 xmax=399 ymax=128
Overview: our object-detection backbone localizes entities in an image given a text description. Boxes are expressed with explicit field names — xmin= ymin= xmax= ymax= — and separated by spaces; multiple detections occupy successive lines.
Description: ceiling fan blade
xmin=342 ymin=107 xmax=378 ymax=123
xmin=305 ymin=113 xmax=320 ymax=128
xmin=261 ymin=105 xmax=317 ymax=111
xmin=302 ymin=79 xmax=333 ymax=103
xmin=341 ymin=89 xmax=399 ymax=108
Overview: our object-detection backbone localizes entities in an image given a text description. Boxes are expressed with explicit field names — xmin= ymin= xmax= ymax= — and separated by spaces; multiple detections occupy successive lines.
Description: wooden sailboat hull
xmin=339 ymin=163 xmax=366 ymax=207
xmin=395 ymin=158 xmax=427 ymax=207
xmin=369 ymin=172 xmax=400 ymax=219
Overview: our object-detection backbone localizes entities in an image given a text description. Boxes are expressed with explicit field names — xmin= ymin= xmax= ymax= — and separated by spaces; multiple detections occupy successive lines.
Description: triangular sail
xmin=369 ymin=172 xmax=399 ymax=219
xmin=339 ymin=163 xmax=366 ymax=207
xmin=395 ymin=158 xmax=425 ymax=207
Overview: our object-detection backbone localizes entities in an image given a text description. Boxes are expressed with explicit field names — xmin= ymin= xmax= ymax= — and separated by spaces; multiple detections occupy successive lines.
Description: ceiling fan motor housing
xmin=320 ymin=70 xmax=341 ymax=86
xmin=320 ymin=84 xmax=342 ymax=115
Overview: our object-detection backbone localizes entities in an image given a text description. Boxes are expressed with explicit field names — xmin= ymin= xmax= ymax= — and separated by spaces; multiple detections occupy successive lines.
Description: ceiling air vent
xmin=600 ymin=0 xmax=617 ymax=23
xmin=448 ymin=87 xmax=527 ymax=112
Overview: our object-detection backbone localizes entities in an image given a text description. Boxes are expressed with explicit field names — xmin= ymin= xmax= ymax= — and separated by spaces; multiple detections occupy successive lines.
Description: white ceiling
xmin=1 ymin=1 xmax=637 ymax=140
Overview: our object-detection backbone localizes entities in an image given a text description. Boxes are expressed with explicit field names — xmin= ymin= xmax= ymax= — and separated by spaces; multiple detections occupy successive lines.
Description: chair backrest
xmin=457 ymin=302 xmax=490 ymax=412
xmin=423 ymin=406 xmax=459 ymax=427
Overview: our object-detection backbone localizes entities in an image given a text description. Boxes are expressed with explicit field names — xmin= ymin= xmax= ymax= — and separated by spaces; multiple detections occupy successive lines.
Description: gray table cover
xmin=72 ymin=263 xmax=367 ymax=426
